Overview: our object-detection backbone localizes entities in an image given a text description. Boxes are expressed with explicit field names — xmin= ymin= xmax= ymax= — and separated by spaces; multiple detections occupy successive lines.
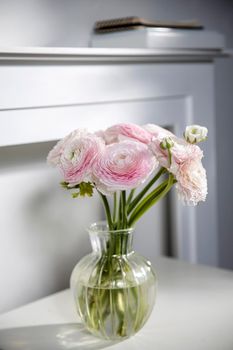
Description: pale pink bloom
xmin=143 ymin=124 xmax=174 ymax=138
xmin=149 ymin=137 xmax=171 ymax=169
xmin=93 ymin=140 xmax=158 ymax=194
xmin=148 ymin=125 xmax=203 ymax=170
xmin=169 ymin=139 xmax=207 ymax=205
xmin=95 ymin=129 xmax=106 ymax=141
xmin=175 ymin=158 xmax=208 ymax=206
xmin=47 ymin=129 xmax=104 ymax=185
xmin=150 ymin=135 xmax=207 ymax=205
xmin=47 ymin=129 xmax=87 ymax=166
xmin=169 ymin=139 xmax=204 ymax=174
xmin=144 ymin=124 xmax=176 ymax=168
xmin=149 ymin=138 xmax=176 ymax=170
xmin=104 ymin=123 xmax=152 ymax=145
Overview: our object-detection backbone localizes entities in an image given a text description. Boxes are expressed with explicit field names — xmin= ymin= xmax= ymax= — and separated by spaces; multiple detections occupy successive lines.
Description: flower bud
xmin=184 ymin=125 xmax=208 ymax=144
xmin=160 ymin=137 xmax=174 ymax=150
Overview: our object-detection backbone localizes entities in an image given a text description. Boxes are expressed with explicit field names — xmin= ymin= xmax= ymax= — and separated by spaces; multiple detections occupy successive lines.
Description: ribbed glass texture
xmin=70 ymin=222 xmax=157 ymax=340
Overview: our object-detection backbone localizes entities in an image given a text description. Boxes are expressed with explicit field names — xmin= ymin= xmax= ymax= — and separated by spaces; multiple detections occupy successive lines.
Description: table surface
xmin=0 ymin=257 xmax=233 ymax=350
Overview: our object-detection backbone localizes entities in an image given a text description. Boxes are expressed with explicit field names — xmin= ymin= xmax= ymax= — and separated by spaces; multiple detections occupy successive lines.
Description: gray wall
xmin=0 ymin=0 xmax=232 ymax=269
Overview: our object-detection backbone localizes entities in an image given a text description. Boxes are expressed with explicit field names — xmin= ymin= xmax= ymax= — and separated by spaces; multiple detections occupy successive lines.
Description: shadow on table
xmin=0 ymin=323 xmax=122 ymax=350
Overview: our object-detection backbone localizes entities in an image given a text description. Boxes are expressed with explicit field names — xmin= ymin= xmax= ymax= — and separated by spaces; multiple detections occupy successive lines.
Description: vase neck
xmin=88 ymin=222 xmax=134 ymax=257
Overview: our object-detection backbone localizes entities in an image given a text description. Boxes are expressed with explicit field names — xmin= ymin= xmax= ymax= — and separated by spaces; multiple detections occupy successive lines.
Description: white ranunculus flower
xmin=184 ymin=125 xmax=208 ymax=144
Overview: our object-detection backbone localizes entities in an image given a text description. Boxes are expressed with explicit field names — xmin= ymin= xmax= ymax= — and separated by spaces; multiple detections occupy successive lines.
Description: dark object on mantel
xmin=95 ymin=16 xmax=204 ymax=33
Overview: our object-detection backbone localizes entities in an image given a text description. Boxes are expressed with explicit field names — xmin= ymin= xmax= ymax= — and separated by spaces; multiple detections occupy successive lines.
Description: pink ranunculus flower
xmin=48 ymin=129 xmax=104 ymax=185
xmin=47 ymin=129 xmax=86 ymax=167
xmin=93 ymin=140 xmax=158 ymax=194
xmin=175 ymin=157 xmax=208 ymax=206
xmin=150 ymin=134 xmax=207 ymax=205
xmin=144 ymin=124 xmax=177 ymax=168
xmin=171 ymin=141 xmax=207 ymax=206
xmin=143 ymin=124 xmax=174 ymax=138
xmin=104 ymin=123 xmax=152 ymax=145
xmin=95 ymin=129 xmax=106 ymax=142
xmin=169 ymin=140 xmax=204 ymax=174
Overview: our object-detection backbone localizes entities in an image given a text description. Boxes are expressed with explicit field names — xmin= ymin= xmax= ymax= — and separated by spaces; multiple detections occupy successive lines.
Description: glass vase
xmin=70 ymin=222 xmax=157 ymax=340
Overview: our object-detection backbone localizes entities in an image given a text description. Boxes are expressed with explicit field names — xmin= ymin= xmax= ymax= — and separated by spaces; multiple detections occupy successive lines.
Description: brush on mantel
xmin=94 ymin=16 xmax=203 ymax=33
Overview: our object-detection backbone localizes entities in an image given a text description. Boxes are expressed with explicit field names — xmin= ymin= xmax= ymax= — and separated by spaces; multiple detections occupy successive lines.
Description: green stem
xmin=121 ymin=191 xmax=127 ymax=229
xmin=117 ymin=194 xmax=122 ymax=229
xmin=126 ymin=189 xmax=135 ymax=207
xmin=129 ymin=180 xmax=169 ymax=223
xmin=127 ymin=167 xmax=166 ymax=214
xmin=113 ymin=192 xmax=117 ymax=224
xmin=129 ymin=174 xmax=175 ymax=227
xmin=168 ymin=148 xmax=172 ymax=166
xmin=98 ymin=191 xmax=113 ymax=230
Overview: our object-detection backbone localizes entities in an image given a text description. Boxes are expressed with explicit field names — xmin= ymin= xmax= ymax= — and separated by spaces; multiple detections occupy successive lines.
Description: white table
xmin=0 ymin=257 xmax=233 ymax=350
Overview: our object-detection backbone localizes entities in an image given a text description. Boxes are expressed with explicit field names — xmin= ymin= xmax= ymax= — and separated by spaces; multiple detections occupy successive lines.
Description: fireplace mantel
xmin=0 ymin=46 xmax=229 ymax=62
xmin=0 ymin=39 xmax=221 ymax=312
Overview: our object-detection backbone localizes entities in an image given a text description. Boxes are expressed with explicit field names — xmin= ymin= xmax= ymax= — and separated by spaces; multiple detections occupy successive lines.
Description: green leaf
xmin=79 ymin=182 xmax=94 ymax=197
xmin=60 ymin=181 xmax=94 ymax=198
xmin=60 ymin=181 xmax=70 ymax=189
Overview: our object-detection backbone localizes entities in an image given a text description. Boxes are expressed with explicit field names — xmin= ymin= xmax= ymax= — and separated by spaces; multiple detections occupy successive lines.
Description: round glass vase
xmin=70 ymin=222 xmax=157 ymax=340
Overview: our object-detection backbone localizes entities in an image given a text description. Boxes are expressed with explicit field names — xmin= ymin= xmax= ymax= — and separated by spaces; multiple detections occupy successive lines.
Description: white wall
xmin=0 ymin=0 xmax=232 ymax=270
xmin=0 ymin=142 xmax=103 ymax=312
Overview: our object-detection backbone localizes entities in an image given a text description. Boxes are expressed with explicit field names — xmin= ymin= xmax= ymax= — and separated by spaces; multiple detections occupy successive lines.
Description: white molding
xmin=0 ymin=46 xmax=229 ymax=62
xmin=0 ymin=97 xmax=186 ymax=146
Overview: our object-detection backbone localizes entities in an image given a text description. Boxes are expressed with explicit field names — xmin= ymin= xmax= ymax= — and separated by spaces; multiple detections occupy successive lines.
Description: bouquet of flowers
xmin=47 ymin=122 xmax=208 ymax=339
xmin=47 ymin=123 xmax=208 ymax=230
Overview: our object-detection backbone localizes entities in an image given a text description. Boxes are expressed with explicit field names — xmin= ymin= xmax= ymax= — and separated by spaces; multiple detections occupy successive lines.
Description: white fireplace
xmin=0 ymin=39 xmax=225 ymax=312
